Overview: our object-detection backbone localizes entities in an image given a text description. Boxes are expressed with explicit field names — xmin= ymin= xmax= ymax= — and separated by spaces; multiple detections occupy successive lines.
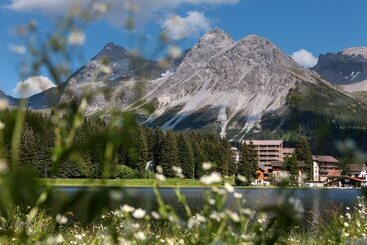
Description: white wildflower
xmin=121 ymin=204 xmax=135 ymax=213
xmin=55 ymin=214 xmax=68 ymax=225
xmin=75 ymin=234 xmax=83 ymax=240
xmin=155 ymin=173 xmax=166 ymax=182
xmin=68 ymin=30 xmax=85 ymax=46
xmin=288 ymin=197 xmax=304 ymax=214
xmin=344 ymin=222 xmax=349 ymax=227
xmin=0 ymin=159 xmax=8 ymax=174
xmin=200 ymin=172 xmax=222 ymax=185
xmin=346 ymin=206 xmax=350 ymax=210
xmin=99 ymin=64 xmax=112 ymax=74
xmin=151 ymin=211 xmax=160 ymax=220
xmin=202 ymin=162 xmax=212 ymax=170
xmin=0 ymin=99 xmax=8 ymax=110
xmin=234 ymin=192 xmax=243 ymax=199
xmin=0 ymin=121 xmax=4 ymax=131
xmin=46 ymin=234 xmax=64 ymax=244
xmin=134 ymin=231 xmax=146 ymax=241
xmin=92 ymin=2 xmax=108 ymax=14
xmin=172 ymin=166 xmax=184 ymax=178
xmin=212 ymin=186 xmax=226 ymax=195
xmin=168 ymin=46 xmax=182 ymax=59
xmin=109 ymin=190 xmax=122 ymax=201
xmin=236 ymin=174 xmax=247 ymax=183
xmin=132 ymin=208 xmax=146 ymax=219
xmin=209 ymin=199 xmax=215 ymax=205
xmin=226 ymin=210 xmax=240 ymax=222
xmin=187 ymin=214 xmax=207 ymax=229
xmin=209 ymin=211 xmax=221 ymax=222
xmin=224 ymin=182 xmax=234 ymax=193
xmin=240 ymin=208 xmax=253 ymax=216
xmin=9 ymin=44 xmax=26 ymax=55
xmin=156 ymin=165 xmax=163 ymax=174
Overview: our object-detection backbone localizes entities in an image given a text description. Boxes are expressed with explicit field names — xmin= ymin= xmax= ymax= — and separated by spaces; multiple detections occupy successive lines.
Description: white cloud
xmin=5 ymin=0 xmax=240 ymax=26
xmin=13 ymin=76 xmax=56 ymax=98
xmin=162 ymin=11 xmax=211 ymax=40
xmin=291 ymin=49 xmax=318 ymax=68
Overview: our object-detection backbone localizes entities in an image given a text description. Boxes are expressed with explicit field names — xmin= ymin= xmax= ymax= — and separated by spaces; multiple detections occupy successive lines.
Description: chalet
xmin=312 ymin=155 xmax=340 ymax=182
xmin=345 ymin=163 xmax=367 ymax=179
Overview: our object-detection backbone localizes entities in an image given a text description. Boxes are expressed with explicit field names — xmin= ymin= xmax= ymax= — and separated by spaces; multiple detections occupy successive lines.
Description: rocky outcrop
xmin=313 ymin=47 xmax=367 ymax=91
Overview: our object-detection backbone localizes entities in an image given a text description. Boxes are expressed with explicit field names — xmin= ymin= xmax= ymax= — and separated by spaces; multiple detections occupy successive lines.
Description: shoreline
xmin=37 ymin=178 xmax=363 ymax=189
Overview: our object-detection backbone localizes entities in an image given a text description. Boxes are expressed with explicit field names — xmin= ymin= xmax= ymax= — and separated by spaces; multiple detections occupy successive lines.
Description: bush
xmin=112 ymin=165 xmax=137 ymax=179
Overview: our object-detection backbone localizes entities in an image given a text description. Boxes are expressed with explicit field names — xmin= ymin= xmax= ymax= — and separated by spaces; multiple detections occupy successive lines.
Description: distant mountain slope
xmin=0 ymin=90 xmax=17 ymax=106
xmin=27 ymin=83 xmax=67 ymax=109
xmin=313 ymin=47 xmax=367 ymax=92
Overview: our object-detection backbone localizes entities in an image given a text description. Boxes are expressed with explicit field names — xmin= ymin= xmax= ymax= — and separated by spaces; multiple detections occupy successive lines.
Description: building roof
xmin=326 ymin=169 xmax=342 ymax=177
xmin=271 ymin=161 xmax=284 ymax=167
xmin=245 ymin=140 xmax=283 ymax=146
xmin=312 ymin=155 xmax=339 ymax=163
xmin=345 ymin=163 xmax=367 ymax=172
xmin=283 ymin=148 xmax=295 ymax=154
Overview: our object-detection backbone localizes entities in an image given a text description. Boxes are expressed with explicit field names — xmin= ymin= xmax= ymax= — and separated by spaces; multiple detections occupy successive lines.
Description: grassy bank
xmin=39 ymin=178 xmax=208 ymax=187
xmin=39 ymin=178 xmax=283 ymax=188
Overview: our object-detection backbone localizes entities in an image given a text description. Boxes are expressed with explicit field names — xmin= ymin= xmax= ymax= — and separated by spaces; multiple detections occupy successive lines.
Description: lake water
xmin=56 ymin=187 xmax=363 ymax=226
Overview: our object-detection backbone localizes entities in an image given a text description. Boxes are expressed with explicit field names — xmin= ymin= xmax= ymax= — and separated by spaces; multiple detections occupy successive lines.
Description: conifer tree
xmin=177 ymin=134 xmax=194 ymax=178
xmin=294 ymin=137 xmax=313 ymax=180
xmin=235 ymin=141 xmax=258 ymax=186
xmin=191 ymin=133 xmax=206 ymax=179
xmin=132 ymin=128 xmax=149 ymax=175
xmin=152 ymin=127 xmax=165 ymax=170
xmin=159 ymin=130 xmax=178 ymax=177
xmin=284 ymin=155 xmax=299 ymax=186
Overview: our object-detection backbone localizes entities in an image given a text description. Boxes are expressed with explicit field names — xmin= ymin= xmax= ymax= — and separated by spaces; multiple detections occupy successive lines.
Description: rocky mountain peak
xmin=198 ymin=28 xmax=232 ymax=43
xmin=92 ymin=42 xmax=130 ymax=61
xmin=342 ymin=47 xmax=367 ymax=59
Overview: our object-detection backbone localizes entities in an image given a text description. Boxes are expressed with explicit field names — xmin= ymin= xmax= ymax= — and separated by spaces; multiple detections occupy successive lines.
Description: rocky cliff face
xmin=143 ymin=29 xmax=324 ymax=140
xmin=313 ymin=47 xmax=367 ymax=92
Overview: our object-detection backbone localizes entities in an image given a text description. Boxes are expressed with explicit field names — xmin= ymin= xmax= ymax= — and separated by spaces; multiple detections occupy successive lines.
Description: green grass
xmin=38 ymin=178 xmax=286 ymax=188
xmin=39 ymin=178 xmax=209 ymax=187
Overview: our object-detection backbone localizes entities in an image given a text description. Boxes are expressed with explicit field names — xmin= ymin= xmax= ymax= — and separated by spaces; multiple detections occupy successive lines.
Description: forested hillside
xmin=0 ymin=110 xmax=234 ymax=179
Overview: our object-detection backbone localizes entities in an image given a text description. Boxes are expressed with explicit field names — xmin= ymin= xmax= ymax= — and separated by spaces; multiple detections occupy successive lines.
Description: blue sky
xmin=1 ymin=0 xmax=367 ymax=97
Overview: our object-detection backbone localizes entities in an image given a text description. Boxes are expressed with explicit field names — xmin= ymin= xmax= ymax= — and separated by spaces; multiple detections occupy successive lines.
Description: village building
xmin=345 ymin=163 xmax=367 ymax=179
xmin=282 ymin=148 xmax=295 ymax=159
xmin=312 ymin=155 xmax=340 ymax=182
xmin=244 ymin=140 xmax=284 ymax=164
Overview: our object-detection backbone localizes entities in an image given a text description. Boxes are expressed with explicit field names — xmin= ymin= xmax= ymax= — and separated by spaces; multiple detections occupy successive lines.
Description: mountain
xmin=313 ymin=47 xmax=367 ymax=92
xmin=60 ymin=42 xmax=165 ymax=114
xmin=0 ymin=90 xmax=17 ymax=106
xmin=6 ymin=29 xmax=367 ymax=153
xmin=141 ymin=29 xmax=345 ymax=140
xmin=27 ymin=83 xmax=67 ymax=109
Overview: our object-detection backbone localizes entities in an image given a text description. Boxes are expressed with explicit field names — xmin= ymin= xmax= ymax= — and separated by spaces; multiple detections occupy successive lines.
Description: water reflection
xmin=57 ymin=187 xmax=361 ymax=226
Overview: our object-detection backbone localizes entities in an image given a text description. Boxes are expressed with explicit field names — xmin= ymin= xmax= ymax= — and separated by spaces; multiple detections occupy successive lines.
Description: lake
xmin=55 ymin=187 xmax=364 ymax=227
